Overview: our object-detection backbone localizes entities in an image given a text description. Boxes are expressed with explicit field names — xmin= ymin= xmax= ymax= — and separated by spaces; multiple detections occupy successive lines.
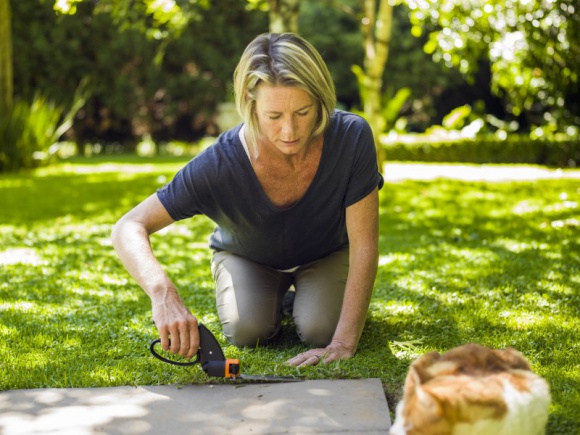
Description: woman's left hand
xmin=286 ymin=340 xmax=356 ymax=367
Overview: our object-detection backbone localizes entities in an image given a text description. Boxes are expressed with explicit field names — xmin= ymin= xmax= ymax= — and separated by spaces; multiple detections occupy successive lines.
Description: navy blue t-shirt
xmin=157 ymin=110 xmax=384 ymax=270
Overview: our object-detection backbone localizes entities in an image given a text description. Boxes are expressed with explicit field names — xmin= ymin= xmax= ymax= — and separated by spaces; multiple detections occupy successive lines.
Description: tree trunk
xmin=268 ymin=0 xmax=300 ymax=33
xmin=360 ymin=0 xmax=393 ymax=171
xmin=0 ymin=0 xmax=13 ymax=114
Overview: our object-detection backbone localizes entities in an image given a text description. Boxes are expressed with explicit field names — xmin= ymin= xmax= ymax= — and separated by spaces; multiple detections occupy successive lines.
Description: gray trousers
xmin=211 ymin=248 xmax=349 ymax=348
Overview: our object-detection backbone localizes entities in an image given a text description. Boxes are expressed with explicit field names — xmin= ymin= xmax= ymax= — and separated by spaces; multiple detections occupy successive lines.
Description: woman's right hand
xmin=152 ymin=288 xmax=199 ymax=360
xmin=111 ymin=193 xmax=200 ymax=359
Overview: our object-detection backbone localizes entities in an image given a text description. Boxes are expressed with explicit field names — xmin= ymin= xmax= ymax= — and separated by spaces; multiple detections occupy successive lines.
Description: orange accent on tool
xmin=225 ymin=359 xmax=240 ymax=380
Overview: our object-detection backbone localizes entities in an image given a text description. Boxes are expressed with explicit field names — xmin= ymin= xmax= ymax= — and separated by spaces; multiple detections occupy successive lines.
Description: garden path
xmin=0 ymin=379 xmax=391 ymax=434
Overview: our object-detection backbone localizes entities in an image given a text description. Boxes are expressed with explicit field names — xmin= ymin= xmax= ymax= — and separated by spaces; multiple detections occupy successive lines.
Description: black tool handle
xmin=149 ymin=339 xmax=200 ymax=366
xmin=197 ymin=324 xmax=226 ymax=365
xmin=149 ymin=324 xmax=224 ymax=369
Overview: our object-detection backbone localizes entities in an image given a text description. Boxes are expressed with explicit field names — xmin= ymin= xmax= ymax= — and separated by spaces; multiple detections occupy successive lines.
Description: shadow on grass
xmin=373 ymin=178 xmax=580 ymax=431
xmin=0 ymin=172 xmax=166 ymax=225
xmin=0 ymin=160 xmax=219 ymax=389
xmin=1 ymin=161 xmax=579 ymax=432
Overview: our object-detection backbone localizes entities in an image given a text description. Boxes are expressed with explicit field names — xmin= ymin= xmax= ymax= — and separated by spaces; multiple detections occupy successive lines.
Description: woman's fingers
xmin=286 ymin=349 xmax=326 ymax=367
xmin=286 ymin=342 xmax=356 ymax=367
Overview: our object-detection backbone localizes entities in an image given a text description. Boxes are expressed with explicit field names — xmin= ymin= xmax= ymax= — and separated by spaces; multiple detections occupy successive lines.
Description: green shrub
xmin=0 ymin=95 xmax=63 ymax=172
xmin=383 ymin=134 xmax=580 ymax=167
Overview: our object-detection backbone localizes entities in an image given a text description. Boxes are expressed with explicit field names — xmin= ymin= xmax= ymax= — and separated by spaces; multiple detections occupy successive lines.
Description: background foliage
xmin=2 ymin=0 xmax=578 ymax=172
xmin=407 ymin=0 xmax=580 ymax=131
xmin=385 ymin=134 xmax=580 ymax=167
xmin=11 ymin=0 xmax=268 ymax=150
xmin=2 ymin=2 xmax=580 ymax=431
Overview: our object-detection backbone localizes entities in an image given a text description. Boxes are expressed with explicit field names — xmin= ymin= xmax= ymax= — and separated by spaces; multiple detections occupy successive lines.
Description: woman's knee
xmin=212 ymin=250 xmax=288 ymax=347
xmin=291 ymin=248 xmax=348 ymax=346
xmin=294 ymin=314 xmax=336 ymax=347
xmin=222 ymin=316 xmax=280 ymax=348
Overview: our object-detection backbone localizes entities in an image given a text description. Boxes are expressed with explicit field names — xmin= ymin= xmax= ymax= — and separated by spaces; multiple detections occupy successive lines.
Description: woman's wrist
xmin=148 ymin=283 xmax=180 ymax=306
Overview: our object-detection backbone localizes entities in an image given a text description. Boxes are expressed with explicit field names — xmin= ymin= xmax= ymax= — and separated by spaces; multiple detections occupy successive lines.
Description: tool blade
xmin=238 ymin=374 xmax=304 ymax=383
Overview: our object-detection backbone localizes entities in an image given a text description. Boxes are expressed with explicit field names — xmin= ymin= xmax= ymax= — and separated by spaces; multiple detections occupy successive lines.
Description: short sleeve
xmin=156 ymin=147 xmax=218 ymax=220
xmin=156 ymin=162 xmax=201 ymax=221
xmin=343 ymin=117 xmax=384 ymax=208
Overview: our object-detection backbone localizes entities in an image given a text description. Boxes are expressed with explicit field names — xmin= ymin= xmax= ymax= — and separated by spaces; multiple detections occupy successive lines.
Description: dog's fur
xmin=389 ymin=343 xmax=551 ymax=435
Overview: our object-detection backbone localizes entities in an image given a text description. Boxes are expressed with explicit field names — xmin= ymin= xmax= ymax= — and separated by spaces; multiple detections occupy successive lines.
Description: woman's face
xmin=254 ymin=84 xmax=318 ymax=157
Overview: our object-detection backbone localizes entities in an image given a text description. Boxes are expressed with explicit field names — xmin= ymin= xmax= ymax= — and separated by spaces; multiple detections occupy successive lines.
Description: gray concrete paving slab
xmin=0 ymin=379 xmax=391 ymax=435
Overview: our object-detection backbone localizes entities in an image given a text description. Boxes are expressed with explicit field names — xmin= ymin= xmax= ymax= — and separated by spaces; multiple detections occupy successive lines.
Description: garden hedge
xmin=383 ymin=135 xmax=580 ymax=167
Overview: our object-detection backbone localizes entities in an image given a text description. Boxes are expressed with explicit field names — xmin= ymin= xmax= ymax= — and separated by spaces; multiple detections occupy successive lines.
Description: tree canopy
xmin=407 ymin=0 xmax=580 ymax=133
xmin=11 ymin=0 xmax=268 ymax=148
xmin=4 ymin=0 xmax=578 ymax=160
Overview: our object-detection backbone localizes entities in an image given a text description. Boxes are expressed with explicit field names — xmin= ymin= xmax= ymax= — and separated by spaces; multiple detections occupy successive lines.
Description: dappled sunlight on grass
xmin=0 ymin=300 xmax=38 ymax=313
xmin=0 ymin=248 xmax=44 ymax=266
xmin=0 ymin=158 xmax=206 ymax=389
xmin=375 ymin=170 xmax=580 ymax=430
xmin=35 ymin=155 xmax=191 ymax=176
xmin=1 ymin=158 xmax=579 ymax=431
xmin=0 ymin=166 xmax=184 ymax=227
xmin=369 ymin=300 xmax=420 ymax=317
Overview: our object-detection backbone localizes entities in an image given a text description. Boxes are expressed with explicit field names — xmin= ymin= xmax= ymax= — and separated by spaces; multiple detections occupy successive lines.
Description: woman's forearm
xmin=111 ymin=218 xmax=176 ymax=301
xmin=331 ymin=188 xmax=380 ymax=352
xmin=111 ymin=194 xmax=199 ymax=358
xmin=331 ymin=244 xmax=378 ymax=351
xmin=110 ymin=194 xmax=179 ymax=301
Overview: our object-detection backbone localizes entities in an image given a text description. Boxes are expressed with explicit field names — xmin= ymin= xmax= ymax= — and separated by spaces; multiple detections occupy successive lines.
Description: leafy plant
xmin=382 ymin=86 xmax=412 ymax=133
xmin=407 ymin=0 xmax=580 ymax=128
xmin=0 ymin=95 xmax=61 ymax=171
xmin=0 ymin=80 xmax=88 ymax=172
xmin=351 ymin=64 xmax=412 ymax=134
xmin=441 ymin=104 xmax=471 ymax=130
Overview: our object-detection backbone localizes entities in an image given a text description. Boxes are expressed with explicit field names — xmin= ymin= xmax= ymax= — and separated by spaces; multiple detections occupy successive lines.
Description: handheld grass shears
xmin=150 ymin=324 xmax=303 ymax=382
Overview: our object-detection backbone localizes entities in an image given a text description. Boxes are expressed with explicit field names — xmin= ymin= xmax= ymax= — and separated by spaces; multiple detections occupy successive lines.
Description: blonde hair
xmin=233 ymin=33 xmax=336 ymax=158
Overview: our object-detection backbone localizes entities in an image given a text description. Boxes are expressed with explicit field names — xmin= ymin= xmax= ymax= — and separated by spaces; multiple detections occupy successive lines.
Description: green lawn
xmin=1 ymin=156 xmax=579 ymax=433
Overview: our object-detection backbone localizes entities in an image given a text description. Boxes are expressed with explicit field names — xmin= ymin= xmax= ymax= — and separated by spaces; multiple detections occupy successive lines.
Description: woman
xmin=111 ymin=33 xmax=383 ymax=367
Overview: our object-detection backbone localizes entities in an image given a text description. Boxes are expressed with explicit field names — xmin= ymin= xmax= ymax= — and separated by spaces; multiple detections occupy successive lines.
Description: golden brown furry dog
xmin=389 ymin=343 xmax=551 ymax=435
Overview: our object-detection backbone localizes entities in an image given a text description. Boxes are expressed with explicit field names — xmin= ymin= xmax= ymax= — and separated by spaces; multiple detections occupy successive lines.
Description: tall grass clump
xmin=0 ymin=96 xmax=63 ymax=171
xmin=0 ymin=81 xmax=88 ymax=172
